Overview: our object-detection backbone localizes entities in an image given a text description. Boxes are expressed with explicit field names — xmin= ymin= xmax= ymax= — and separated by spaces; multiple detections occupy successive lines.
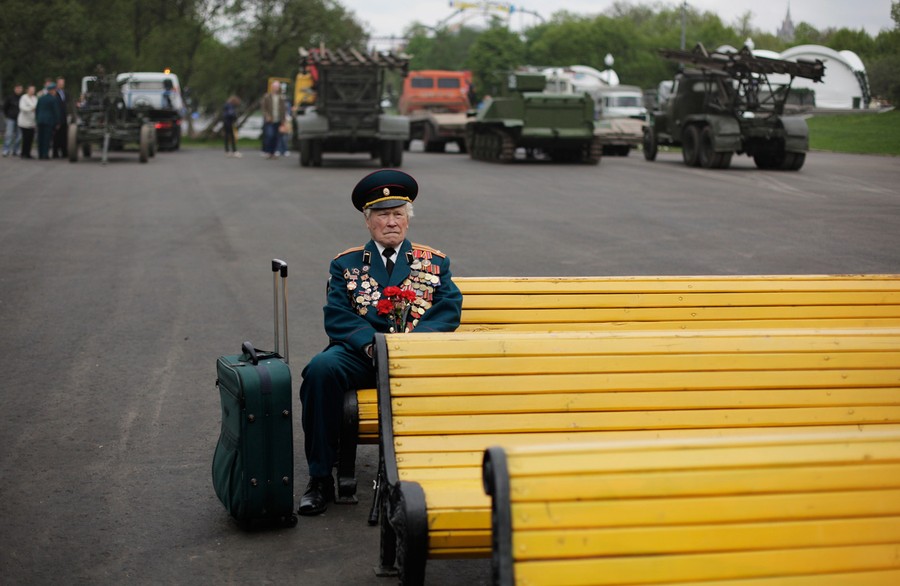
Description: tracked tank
xmin=465 ymin=72 xmax=600 ymax=164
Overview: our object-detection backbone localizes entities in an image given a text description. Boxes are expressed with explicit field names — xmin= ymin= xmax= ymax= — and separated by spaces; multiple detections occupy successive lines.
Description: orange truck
xmin=398 ymin=70 xmax=473 ymax=153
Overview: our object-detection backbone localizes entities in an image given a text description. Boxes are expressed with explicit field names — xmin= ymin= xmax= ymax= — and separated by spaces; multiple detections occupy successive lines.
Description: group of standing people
xmin=3 ymin=78 xmax=71 ymax=160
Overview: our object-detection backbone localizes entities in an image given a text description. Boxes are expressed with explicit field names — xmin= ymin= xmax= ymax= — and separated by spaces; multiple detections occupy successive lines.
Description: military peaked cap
xmin=351 ymin=169 xmax=418 ymax=212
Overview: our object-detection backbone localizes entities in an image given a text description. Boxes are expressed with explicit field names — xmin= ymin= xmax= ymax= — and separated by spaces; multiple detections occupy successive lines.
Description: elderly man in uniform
xmin=298 ymin=169 xmax=463 ymax=516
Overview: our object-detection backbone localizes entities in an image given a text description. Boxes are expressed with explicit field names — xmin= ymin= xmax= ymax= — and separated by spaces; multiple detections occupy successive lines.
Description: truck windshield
xmin=437 ymin=79 xmax=461 ymax=89
xmin=410 ymin=78 xmax=434 ymax=88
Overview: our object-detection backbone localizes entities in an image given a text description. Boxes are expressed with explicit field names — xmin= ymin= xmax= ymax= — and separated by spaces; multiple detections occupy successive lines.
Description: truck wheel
xmin=699 ymin=126 xmax=723 ymax=169
xmin=456 ymin=140 xmax=467 ymax=154
xmin=392 ymin=140 xmax=403 ymax=167
xmin=379 ymin=141 xmax=392 ymax=167
xmin=717 ymin=152 xmax=733 ymax=169
xmin=68 ymin=125 xmax=79 ymax=163
xmin=139 ymin=125 xmax=151 ymax=163
xmin=311 ymin=140 xmax=323 ymax=167
xmin=299 ymin=140 xmax=311 ymax=167
xmin=681 ymin=125 xmax=701 ymax=167
xmin=789 ymin=152 xmax=806 ymax=171
xmin=643 ymin=127 xmax=657 ymax=161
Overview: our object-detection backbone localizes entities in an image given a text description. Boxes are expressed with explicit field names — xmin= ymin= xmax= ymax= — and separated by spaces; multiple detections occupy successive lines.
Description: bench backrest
xmin=455 ymin=275 xmax=900 ymax=331
xmin=483 ymin=429 xmax=900 ymax=586
xmin=375 ymin=328 xmax=900 ymax=558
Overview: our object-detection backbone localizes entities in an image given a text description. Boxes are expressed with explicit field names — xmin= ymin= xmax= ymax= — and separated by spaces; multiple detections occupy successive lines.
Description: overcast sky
xmin=340 ymin=0 xmax=895 ymax=44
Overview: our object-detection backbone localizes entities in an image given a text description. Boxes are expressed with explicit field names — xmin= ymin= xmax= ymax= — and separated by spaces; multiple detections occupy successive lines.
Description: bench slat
xmin=455 ymin=275 xmax=900 ymax=294
xmin=389 ymin=352 xmax=900 ymax=377
xmin=389 ymin=370 xmax=900 ymax=397
xmin=391 ymin=423 xmax=900 ymax=453
xmin=515 ymin=516 xmax=900 ymax=559
xmin=512 ymin=543 xmax=900 ymax=586
xmin=511 ymin=489 xmax=900 ymax=530
xmin=461 ymin=291 xmax=900 ymax=310
xmin=459 ymin=305 xmax=900 ymax=325
xmin=384 ymin=329 xmax=900 ymax=358
xmin=393 ymin=406 xmax=900 ymax=435
xmin=391 ymin=388 xmax=900 ymax=417
xmin=459 ymin=317 xmax=900 ymax=331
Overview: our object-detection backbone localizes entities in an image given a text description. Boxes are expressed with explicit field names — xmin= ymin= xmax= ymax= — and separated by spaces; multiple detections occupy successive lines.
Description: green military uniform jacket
xmin=325 ymin=239 xmax=462 ymax=353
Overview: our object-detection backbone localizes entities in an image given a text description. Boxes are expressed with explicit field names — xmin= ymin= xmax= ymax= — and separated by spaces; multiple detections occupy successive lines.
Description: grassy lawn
xmin=807 ymin=109 xmax=900 ymax=156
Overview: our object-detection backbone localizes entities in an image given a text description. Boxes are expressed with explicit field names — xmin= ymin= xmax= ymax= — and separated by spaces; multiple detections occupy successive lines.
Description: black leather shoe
xmin=298 ymin=476 xmax=334 ymax=516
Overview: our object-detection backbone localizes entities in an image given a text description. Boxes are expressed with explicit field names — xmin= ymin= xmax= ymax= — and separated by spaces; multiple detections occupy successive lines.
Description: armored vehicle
xmin=293 ymin=47 xmax=410 ymax=167
xmin=644 ymin=44 xmax=824 ymax=170
xmin=69 ymin=71 xmax=156 ymax=164
xmin=465 ymin=72 xmax=600 ymax=164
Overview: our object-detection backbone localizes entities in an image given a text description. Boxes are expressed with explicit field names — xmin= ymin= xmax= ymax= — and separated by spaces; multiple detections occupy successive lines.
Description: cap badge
xmin=383 ymin=187 xmax=390 ymax=196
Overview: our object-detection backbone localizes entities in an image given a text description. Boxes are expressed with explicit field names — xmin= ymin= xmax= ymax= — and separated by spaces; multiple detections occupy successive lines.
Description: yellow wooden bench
xmin=336 ymin=274 xmax=900 ymax=503
xmin=371 ymin=327 xmax=900 ymax=584
xmin=483 ymin=429 xmax=900 ymax=586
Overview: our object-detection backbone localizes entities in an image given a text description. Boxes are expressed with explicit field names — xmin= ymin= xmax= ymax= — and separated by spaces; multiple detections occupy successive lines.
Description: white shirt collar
xmin=373 ymin=241 xmax=399 ymax=268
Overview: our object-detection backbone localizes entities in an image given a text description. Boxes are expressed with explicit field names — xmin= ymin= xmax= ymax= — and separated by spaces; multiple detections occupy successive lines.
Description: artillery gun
xmin=293 ymin=46 xmax=410 ymax=167
xmin=68 ymin=70 xmax=156 ymax=164
xmin=465 ymin=72 xmax=600 ymax=164
xmin=643 ymin=44 xmax=825 ymax=170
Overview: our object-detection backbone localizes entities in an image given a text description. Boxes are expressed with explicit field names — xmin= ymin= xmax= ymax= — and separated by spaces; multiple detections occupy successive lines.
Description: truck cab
xmin=117 ymin=72 xmax=185 ymax=150
xmin=399 ymin=70 xmax=473 ymax=153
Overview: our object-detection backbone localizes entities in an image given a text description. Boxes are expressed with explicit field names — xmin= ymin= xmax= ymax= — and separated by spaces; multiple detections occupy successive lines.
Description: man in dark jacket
xmin=297 ymin=170 xmax=463 ymax=516
xmin=2 ymin=83 xmax=22 ymax=157
xmin=52 ymin=77 xmax=69 ymax=159
xmin=36 ymin=83 xmax=60 ymax=160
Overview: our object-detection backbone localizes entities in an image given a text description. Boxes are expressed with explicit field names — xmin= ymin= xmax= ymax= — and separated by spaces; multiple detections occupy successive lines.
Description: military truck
xmin=465 ymin=72 xmax=600 ymax=164
xmin=69 ymin=71 xmax=157 ymax=164
xmin=593 ymin=85 xmax=647 ymax=156
xmin=643 ymin=44 xmax=825 ymax=170
xmin=293 ymin=47 xmax=410 ymax=167
xmin=118 ymin=71 xmax=184 ymax=150
xmin=399 ymin=70 xmax=472 ymax=153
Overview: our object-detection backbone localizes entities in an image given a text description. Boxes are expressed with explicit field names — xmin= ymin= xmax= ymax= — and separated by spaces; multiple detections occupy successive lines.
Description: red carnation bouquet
xmin=377 ymin=286 xmax=418 ymax=333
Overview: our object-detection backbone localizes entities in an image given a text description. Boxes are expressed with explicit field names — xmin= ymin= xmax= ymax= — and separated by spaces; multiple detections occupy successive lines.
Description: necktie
xmin=383 ymin=247 xmax=395 ymax=276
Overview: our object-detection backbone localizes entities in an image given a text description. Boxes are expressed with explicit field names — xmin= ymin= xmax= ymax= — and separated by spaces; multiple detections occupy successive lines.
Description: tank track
xmin=466 ymin=127 xmax=516 ymax=163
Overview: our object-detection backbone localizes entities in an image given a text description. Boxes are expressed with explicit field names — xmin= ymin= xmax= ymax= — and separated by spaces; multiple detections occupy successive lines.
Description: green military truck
xmin=465 ymin=72 xmax=600 ymax=164
xmin=643 ymin=44 xmax=825 ymax=170
xmin=294 ymin=47 xmax=410 ymax=168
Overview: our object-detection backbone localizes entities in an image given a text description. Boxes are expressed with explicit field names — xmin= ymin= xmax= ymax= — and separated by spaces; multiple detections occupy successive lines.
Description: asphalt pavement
xmin=1 ymin=144 xmax=899 ymax=585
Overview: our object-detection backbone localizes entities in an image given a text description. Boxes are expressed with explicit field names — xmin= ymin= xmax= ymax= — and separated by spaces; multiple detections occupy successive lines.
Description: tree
xmin=464 ymin=23 xmax=525 ymax=96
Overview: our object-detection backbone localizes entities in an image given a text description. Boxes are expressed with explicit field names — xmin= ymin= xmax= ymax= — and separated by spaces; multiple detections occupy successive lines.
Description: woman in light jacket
xmin=17 ymin=85 xmax=37 ymax=159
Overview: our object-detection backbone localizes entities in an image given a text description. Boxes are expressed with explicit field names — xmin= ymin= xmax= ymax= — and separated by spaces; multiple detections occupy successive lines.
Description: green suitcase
xmin=213 ymin=260 xmax=297 ymax=528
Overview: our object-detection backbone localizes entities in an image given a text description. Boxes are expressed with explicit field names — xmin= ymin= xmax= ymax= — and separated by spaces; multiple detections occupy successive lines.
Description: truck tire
xmin=643 ymin=127 xmax=657 ymax=161
xmin=788 ymin=152 xmax=805 ymax=171
xmin=68 ymin=125 xmax=79 ymax=163
xmin=392 ymin=140 xmax=403 ymax=167
xmin=139 ymin=124 xmax=151 ymax=163
xmin=699 ymin=126 xmax=725 ymax=169
xmin=311 ymin=140 xmax=323 ymax=167
xmin=299 ymin=140 xmax=311 ymax=167
xmin=681 ymin=125 xmax=701 ymax=167
xmin=379 ymin=141 xmax=392 ymax=167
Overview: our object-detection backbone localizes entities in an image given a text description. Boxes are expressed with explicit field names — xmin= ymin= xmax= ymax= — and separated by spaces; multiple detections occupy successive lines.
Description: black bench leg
xmin=368 ymin=456 xmax=383 ymax=526
xmin=394 ymin=481 xmax=429 ymax=586
xmin=335 ymin=389 xmax=359 ymax=504
xmin=374 ymin=482 xmax=398 ymax=577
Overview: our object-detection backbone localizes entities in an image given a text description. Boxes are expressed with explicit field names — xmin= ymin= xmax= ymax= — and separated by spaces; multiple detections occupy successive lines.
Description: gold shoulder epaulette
xmin=334 ymin=245 xmax=365 ymax=260
xmin=411 ymin=242 xmax=446 ymax=258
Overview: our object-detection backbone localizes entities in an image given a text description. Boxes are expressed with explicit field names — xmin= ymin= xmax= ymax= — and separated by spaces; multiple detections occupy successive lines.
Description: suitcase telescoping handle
xmin=272 ymin=259 xmax=289 ymax=364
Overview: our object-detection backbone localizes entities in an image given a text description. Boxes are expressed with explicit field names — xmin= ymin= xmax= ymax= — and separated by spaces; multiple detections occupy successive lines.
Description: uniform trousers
xmin=37 ymin=123 xmax=54 ymax=159
xmin=299 ymin=343 xmax=375 ymax=478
